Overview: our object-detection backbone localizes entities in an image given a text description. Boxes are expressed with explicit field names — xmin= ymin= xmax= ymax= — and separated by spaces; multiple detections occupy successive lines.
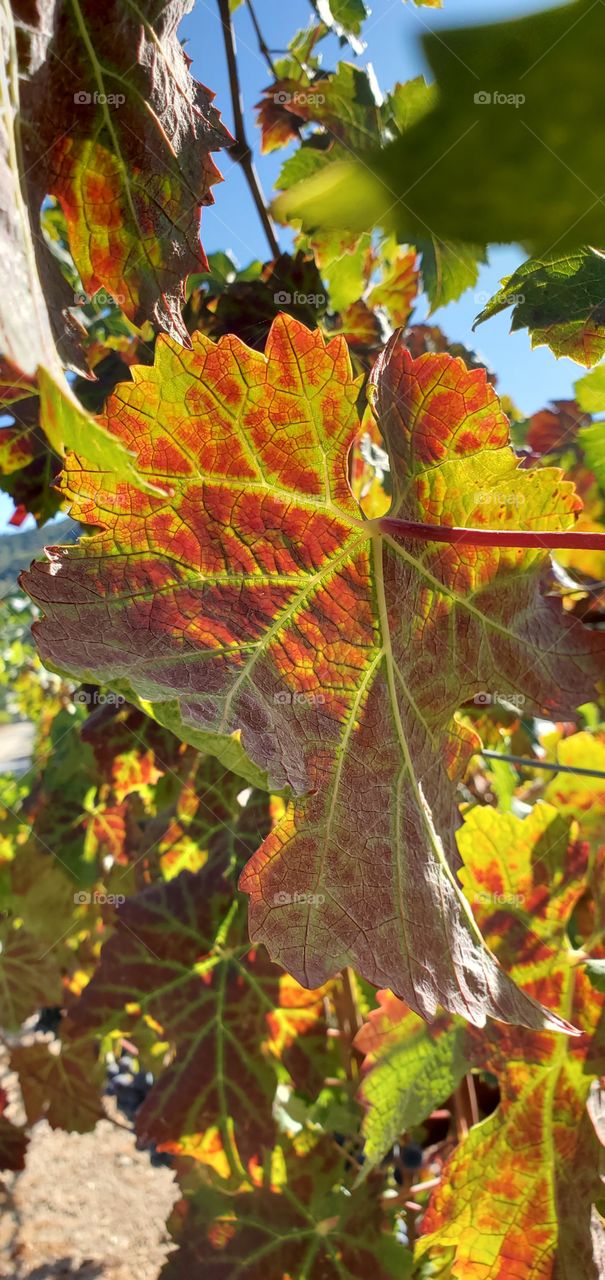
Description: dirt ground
xmin=0 ymin=1115 xmax=179 ymax=1279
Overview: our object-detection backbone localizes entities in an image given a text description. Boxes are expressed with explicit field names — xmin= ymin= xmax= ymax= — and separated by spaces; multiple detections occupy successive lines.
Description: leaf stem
xmin=376 ymin=516 xmax=605 ymax=552
xmin=217 ymin=0 xmax=280 ymax=258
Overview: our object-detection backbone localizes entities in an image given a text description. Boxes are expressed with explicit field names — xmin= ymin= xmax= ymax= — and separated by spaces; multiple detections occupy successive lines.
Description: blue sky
xmin=1 ymin=0 xmax=582 ymax=532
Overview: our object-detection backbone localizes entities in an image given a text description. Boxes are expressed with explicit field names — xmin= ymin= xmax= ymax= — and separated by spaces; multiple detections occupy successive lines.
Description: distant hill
xmin=0 ymin=518 xmax=78 ymax=599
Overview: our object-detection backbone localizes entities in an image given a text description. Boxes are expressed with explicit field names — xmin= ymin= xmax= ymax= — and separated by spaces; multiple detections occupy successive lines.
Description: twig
xmin=246 ymin=0 xmax=278 ymax=77
xmin=481 ymin=751 xmax=605 ymax=780
xmin=217 ymin=0 xmax=280 ymax=259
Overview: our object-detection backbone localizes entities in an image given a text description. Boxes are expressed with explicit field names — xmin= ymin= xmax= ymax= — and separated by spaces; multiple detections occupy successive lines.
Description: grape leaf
xmin=10 ymin=1035 xmax=104 ymax=1133
xmin=527 ymin=399 xmax=589 ymax=457
xmin=576 ymin=365 xmax=605 ymax=415
xmin=0 ymin=386 xmax=63 ymax=526
xmin=359 ymin=802 xmax=605 ymax=1276
xmin=15 ymin=0 xmax=231 ymax=345
xmin=317 ymin=0 xmax=368 ymax=42
xmin=417 ymin=803 xmax=605 ymax=1278
xmin=161 ymin=1137 xmax=409 ymax=1279
xmin=368 ymin=247 xmax=419 ymax=327
xmin=354 ymin=990 xmax=468 ymax=1168
xmin=474 ymin=250 xmax=605 ymax=367
xmin=421 ymin=238 xmax=487 ymax=313
xmin=274 ymin=0 xmax=605 ymax=250
xmin=22 ymin=315 xmax=605 ymax=1030
xmin=574 ymin=369 xmax=605 ymax=493
xmin=0 ymin=922 xmax=62 ymax=1029
xmin=543 ymin=732 xmax=605 ymax=842
xmin=0 ymin=2 xmax=161 ymax=496
xmin=257 ymin=62 xmax=381 ymax=160
xmin=71 ymin=855 xmax=327 ymax=1175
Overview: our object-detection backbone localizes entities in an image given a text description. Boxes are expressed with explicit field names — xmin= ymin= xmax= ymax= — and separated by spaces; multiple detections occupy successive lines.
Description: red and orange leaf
xmin=255 ymin=81 xmax=306 ymax=154
xmin=17 ymin=1 xmax=231 ymax=344
xmin=23 ymin=315 xmax=605 ymax=1030
xmin=256 ymin=64 xmax=381 ymax=155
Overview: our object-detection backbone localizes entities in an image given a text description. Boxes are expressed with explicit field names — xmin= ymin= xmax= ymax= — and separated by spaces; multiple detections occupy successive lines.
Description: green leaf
xmin=575 ymin=366 xmax=605 ymax=492
xmin=316 ymin=0 xmax=369 ymax=41
xmin=37 ymin=367 xmax=162 ymax=495
xmin=421 ymin=239 xmax=487 ymax=313
xmin=578 ymin=423 xmax=605 ymax=493
xmin=355 ymin=991 xmax=468 ymax=1169
xmin=576 ymin=364 xmax=605 ymax=414
xmin=475 ymin=250 xmax=605 ymax=367
xmin=275 ymin=0 xmax=605 ymax=250
xmin=0 ymin=923 xmax=62 ymax=1029
xmin=585 ymin=960 xmax=605 ymax=994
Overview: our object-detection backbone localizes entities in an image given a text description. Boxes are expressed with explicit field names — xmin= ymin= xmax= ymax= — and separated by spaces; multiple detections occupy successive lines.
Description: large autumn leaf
xmin=357 ymin=802 xmax=605 ymax=1277
xmin=22 ymin=315 xmax=605 ymax=1029
xmin=14 ymin=0 xmax=230 ymax=345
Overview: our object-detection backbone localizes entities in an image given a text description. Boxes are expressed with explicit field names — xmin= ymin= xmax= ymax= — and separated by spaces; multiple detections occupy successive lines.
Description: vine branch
xmin=246 ymin=0 xmax=278 ymax=77
xmin=217 ymin=0 xmax=280 ymax=259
